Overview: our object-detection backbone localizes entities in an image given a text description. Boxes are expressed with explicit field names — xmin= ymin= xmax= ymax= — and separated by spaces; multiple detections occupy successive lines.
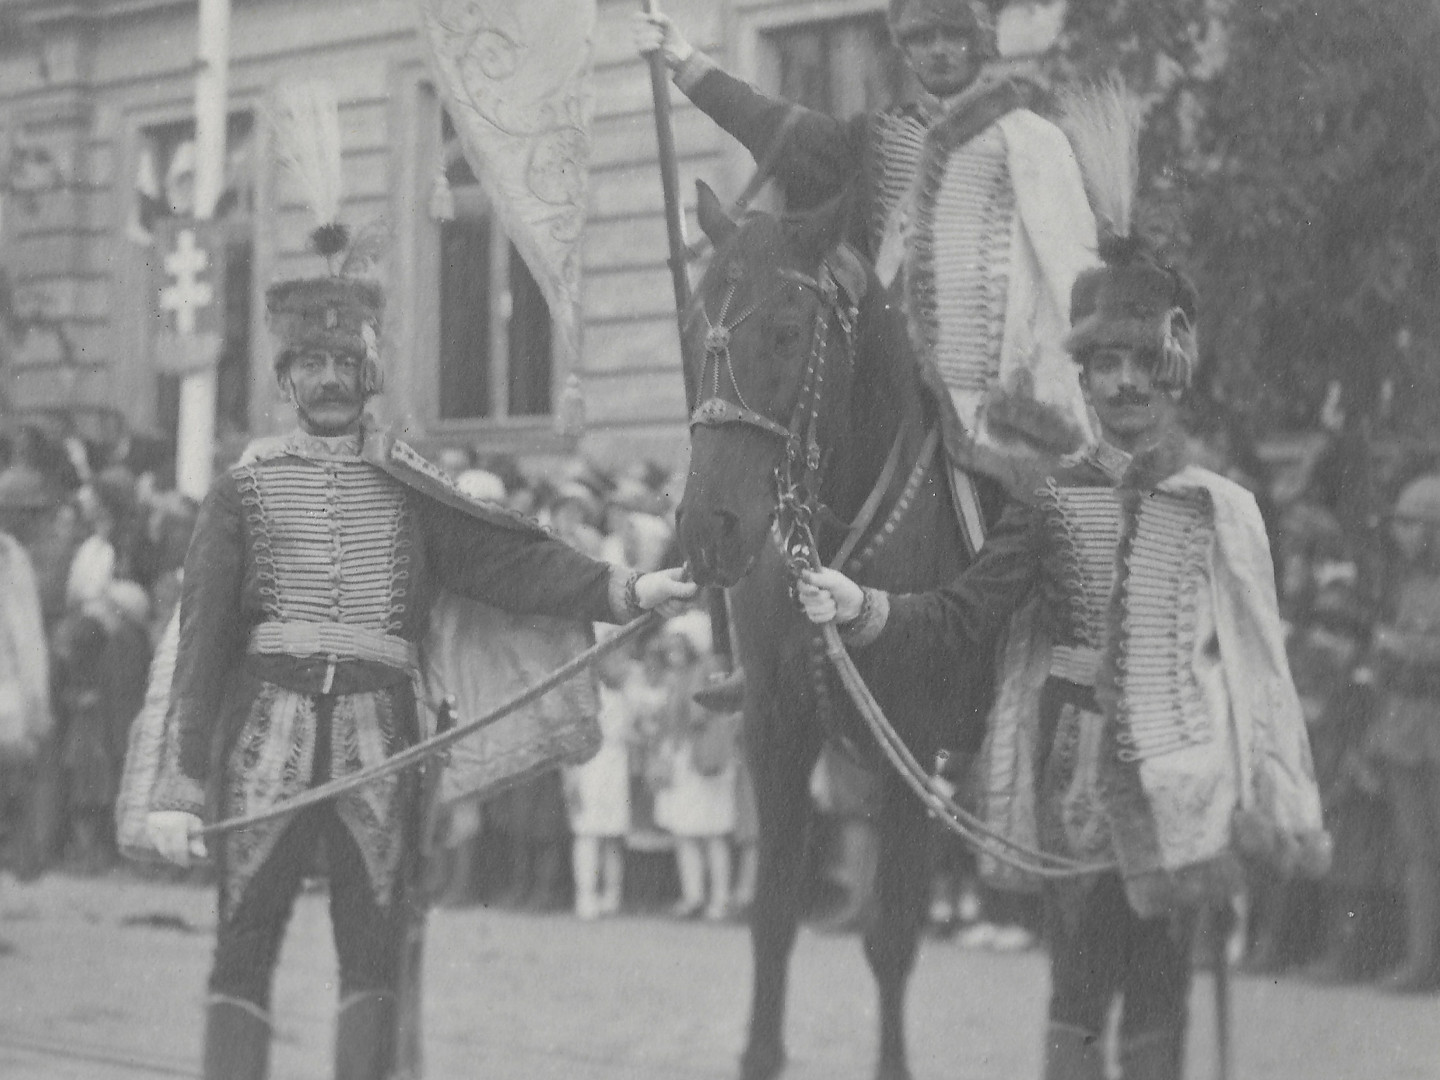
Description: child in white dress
xmin=564 ymin=626 xmax=636 ymax=919
xmin=652 ymin=614 xmax=737 ymax=920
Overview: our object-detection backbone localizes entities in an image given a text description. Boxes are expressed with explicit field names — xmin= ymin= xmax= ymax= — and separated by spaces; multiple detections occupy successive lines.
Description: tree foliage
xmin=1046 ymin=0 xmax=1440 ymax=436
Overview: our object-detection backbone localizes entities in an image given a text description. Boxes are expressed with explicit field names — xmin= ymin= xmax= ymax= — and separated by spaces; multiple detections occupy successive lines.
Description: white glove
xmin=633 ymin=567 xmax=699 ymax=618
xmin=797 ymin=568 xmax=864 ymax=626
xmin=146 ymin=810 xmax=207 ymax=867
xmin=632 ymin=12 xmax=695 ymax=69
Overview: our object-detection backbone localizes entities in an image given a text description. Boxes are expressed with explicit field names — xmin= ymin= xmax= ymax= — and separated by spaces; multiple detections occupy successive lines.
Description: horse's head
xmin=677 ymin=183 xmax=871 ymax=588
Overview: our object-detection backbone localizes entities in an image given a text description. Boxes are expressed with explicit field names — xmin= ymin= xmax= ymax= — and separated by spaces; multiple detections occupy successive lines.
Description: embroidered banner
xmin=415 ymin=0 xmax=597 ymax=357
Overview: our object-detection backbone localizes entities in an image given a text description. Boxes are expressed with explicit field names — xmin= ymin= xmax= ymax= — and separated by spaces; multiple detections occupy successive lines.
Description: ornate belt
xmin=248 ymin=621 xmax=419 ymax=692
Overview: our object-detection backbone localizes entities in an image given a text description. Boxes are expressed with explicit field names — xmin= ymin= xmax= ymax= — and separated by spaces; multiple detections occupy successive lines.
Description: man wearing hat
xmin=142 ymin=193 xmax=695 ymax=1079
xmin=636 ymin=0 xmax=1097 ymax=550
xmin=793 ymin=87 xmax=1328 ymax=1077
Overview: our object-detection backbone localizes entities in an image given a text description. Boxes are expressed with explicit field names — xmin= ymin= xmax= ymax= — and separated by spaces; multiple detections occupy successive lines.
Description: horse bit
xmin=687 ymin=249 xmax=862 ymax=576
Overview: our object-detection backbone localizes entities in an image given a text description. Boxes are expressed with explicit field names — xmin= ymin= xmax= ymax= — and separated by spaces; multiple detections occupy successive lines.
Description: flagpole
xmin=640 ymin=0 xmax=732 ymax=668
xmin=174 ymin=0 xmax=230 ymax=501
xmin=639 ymin=0 xmax=695 ymax=406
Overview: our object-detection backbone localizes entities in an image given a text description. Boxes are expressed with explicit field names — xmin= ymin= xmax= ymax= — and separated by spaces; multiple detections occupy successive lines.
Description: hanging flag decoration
xmin=415 ymin=0 xmax=597 ymax=359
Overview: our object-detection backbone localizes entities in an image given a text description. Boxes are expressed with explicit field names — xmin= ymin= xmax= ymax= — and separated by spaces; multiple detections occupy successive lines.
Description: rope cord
xmin=776 ymin=424 xmax=1112 ymax=878
xmin=819 ymin=624 xmax=1114 ymax=878
xmin=196 ymin=611 xmax=660 ymax=839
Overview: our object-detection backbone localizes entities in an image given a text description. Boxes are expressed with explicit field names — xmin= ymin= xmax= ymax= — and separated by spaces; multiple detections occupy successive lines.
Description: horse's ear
xmin=696 ymin=181 xmax=737 ymax=247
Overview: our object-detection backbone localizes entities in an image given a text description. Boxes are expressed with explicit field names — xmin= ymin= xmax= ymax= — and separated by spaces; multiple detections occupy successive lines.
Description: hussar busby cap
xmin=266 ymin=276 xmax=383 ymax=366
xmin=1065 ymin=238 xmax=1199 ymax=388
xmin=1057 ymin=77 xmax=1199 ymax=389
xmin=888 ymin=0 xmax=997 ymax=56
xmin=264 ymin=80 xmax=389 ymax=393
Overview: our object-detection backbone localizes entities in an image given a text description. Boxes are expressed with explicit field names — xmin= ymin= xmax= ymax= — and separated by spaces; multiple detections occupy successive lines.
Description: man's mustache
xmin=303 ymin=393 xmax=360 ymax=407
xmin=1106 ymin=389 xmax=1151 ymax=408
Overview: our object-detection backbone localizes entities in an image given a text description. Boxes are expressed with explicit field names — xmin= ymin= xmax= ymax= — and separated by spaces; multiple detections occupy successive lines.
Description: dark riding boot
xmin=1380 ymin=866 xmax=1440 ymax=994
xmin=335 ymin=990 xmax=396 ymax=1080
xmin=202 ymin=995 xmax=271 ymax=1080
xmin=1118 ymin=1026 xmax=1184 ymax=1080
xmin=1042 ymin=1022 xmax=1104 ymax=1080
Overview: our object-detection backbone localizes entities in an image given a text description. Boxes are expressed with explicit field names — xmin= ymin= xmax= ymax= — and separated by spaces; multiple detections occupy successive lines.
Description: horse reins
xmin=689 ymin=239 xmax=1111 ymax=879
xmin=198 ymin=249 xmax=1101 ymax=877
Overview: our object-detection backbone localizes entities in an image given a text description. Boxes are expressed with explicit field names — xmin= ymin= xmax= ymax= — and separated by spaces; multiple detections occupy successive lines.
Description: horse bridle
xmin=688 ymin=246 xmax=862 ymax=570
xmin=685 ymin=242 xmax=1113 ymax=883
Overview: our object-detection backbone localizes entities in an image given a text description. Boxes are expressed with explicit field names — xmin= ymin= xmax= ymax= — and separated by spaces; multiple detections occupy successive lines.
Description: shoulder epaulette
xmin=376 ymin=433 xmax=556 ymax=538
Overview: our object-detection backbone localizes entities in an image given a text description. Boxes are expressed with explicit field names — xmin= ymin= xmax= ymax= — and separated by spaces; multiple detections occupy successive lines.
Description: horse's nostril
xmin=715 ymin=509 xmax=740 ymax=537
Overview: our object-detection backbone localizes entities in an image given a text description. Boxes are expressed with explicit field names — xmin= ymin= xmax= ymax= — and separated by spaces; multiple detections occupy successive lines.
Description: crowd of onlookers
xmin=0 ymin=424 xmax=193 ymax=878
xmin=0 ymin=417 xmax=1437 ymax=993
xmin=422 ymin=446 xmax=759 ymax=922
xmin=1235 ymin=454 xmax=1440 ymax=994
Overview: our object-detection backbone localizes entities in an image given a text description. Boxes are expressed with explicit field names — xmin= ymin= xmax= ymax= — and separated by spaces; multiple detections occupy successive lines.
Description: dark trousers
xmin=209 ymin=696 xmax=412 ymax=1009
xmin=1047 ymin=873 xmax=1195 ymax=1041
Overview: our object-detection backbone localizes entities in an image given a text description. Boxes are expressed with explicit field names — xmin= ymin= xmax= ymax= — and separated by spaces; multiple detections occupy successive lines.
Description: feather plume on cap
xmin=1058 ymin=77 xmax=1200 ymax=391
xmin=264 ymin=80 xmax=391 ymax=395
xmin=1056 ymin=76 xmax=1145 ymax=256
xmin=267 ymin=80 xmax=349 ymax=260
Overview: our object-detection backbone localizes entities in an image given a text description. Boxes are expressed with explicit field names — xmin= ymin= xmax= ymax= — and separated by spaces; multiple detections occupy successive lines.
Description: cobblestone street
xmin=0 ymin=872 xmax=1436 ymax=1080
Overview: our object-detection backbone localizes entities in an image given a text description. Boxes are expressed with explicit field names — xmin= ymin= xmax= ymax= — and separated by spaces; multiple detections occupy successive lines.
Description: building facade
xmin=0 ymin=0 xmax=1062 ymax=477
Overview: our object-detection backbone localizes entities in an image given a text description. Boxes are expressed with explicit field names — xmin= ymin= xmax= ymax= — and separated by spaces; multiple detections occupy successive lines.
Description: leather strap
xmin=830 ymin=422 xmax=911 ymax=571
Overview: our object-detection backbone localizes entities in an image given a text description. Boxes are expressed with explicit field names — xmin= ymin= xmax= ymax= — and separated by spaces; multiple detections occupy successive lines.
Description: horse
xmin=676 ymin=182 xmax=997 ymax=1080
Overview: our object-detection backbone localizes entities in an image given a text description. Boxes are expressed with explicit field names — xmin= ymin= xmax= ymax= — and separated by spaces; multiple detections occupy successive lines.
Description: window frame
xmin=401 ymin=74 xmax=573 ymax=454
xmin=115 ymin=94 xmax=264 ymax=445
xmin=719 ymin=1 xmax=897 ymax=203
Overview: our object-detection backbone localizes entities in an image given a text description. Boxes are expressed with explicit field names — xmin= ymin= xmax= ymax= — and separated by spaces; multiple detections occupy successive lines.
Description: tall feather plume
xmin=1057 ymin=76 xmax=1145 ymax=248
xmin=267 ymin=80 xmax=347 ymax=257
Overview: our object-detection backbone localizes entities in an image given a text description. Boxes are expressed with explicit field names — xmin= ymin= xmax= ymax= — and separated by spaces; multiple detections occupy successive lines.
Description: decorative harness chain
xmin=689 ymin=253 xmax=858 ymax=584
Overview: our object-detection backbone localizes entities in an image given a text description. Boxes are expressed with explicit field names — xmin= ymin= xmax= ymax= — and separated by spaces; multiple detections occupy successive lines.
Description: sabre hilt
xmin=436 ymin=695 xmax=459 ymax=757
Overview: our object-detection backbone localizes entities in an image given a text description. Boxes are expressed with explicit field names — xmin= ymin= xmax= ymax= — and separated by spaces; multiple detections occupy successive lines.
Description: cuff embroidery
xmin=840 ymin=587 xmax=890 ymax=649
xmin=608 ymin=566 xmax=644 ymax=623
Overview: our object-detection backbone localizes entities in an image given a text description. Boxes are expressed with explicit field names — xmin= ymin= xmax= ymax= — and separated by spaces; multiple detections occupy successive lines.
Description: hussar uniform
xmin=838 ymin=186 xmax=1328 ymax=1079
xmin=131 ymin=84 xmax=650 ymax=1080
xmin=148 ymin=287 xmax=642 ymax=1080
xmin=669 ymin=0 xmax=1098 ymax=544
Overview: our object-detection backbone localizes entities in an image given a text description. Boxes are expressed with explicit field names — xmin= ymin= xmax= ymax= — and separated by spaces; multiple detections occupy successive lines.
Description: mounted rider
xmin=796 ymin=85 xmax=1329 ymax=1080
xmin=134 ymin=82 xmax=695 ymax=1080
xmin=635 ymin=0 xmax=1098 ymax=549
